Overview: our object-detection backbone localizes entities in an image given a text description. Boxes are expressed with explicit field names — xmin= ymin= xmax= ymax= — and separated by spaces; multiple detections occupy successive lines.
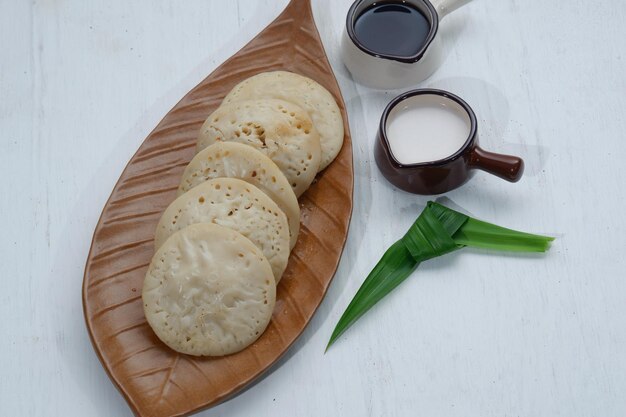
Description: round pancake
xmin=155 ymin=177 xmax=289 ymax=283
xmin=143 ymin=223 xmax=276 ymax=357
xmin=197 ymin=98 xmax=321 ymax=197
xmin=178 ymin=142 xmax=300 ymax=250
xmin=223 ymin=71 xmax=344 ymax=170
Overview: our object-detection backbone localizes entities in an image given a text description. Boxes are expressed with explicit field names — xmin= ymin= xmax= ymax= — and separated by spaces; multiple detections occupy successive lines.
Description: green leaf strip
xmin=453 ymin=217 xmax=554 ymax=252
xmin=326 ymin=241 xmax=418 ymax=350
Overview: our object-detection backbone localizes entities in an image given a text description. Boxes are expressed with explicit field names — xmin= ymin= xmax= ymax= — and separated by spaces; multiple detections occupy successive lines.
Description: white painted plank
xmin=1 ymin=0 xmax=625 ymax=416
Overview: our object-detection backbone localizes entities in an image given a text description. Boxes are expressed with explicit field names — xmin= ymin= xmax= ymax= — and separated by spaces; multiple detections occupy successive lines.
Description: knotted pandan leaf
xmin=327 ymin=202 xmax=554 ymax=349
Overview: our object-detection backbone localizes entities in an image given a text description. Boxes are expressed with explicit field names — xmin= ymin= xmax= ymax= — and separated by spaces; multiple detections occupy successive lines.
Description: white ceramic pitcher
xmin=342 ymin=0 xmax=472 ymax=89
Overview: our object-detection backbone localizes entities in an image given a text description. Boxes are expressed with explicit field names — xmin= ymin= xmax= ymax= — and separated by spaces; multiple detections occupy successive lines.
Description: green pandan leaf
xmin=326 ymin=201 xmax=554 ymax=350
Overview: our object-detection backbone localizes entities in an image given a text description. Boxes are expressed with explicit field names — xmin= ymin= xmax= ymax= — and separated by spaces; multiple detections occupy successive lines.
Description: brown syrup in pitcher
xmin=354 ymin=2 xmax=431 ymax=57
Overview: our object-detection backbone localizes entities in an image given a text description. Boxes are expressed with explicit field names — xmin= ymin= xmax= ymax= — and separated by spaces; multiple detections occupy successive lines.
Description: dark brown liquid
xmin=354 ymin=2 xmax=431 ymax=57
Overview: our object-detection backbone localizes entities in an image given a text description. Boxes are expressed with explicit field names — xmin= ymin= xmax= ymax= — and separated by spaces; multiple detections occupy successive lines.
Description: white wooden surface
xmin=1 ymin=0 xmax=625 ymax=415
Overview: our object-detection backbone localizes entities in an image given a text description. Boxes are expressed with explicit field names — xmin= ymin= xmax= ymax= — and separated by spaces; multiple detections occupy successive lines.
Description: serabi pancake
xmin=142 ymin=223 xmax=276 ymax=357
xmin=197 ymin=98 xmax=321 ymax=197
xmin=222 ymin=71 xmax=344 ymax=170
xmin=155 ymin=177 xmax=289 ymax=283
xmin=178 ymin=142 xmax=300 ymax=250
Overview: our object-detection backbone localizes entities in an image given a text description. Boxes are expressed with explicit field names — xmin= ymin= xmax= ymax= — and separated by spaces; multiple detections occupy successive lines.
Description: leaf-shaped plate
xmin=82 ymin=1 xmax=353 ymax=416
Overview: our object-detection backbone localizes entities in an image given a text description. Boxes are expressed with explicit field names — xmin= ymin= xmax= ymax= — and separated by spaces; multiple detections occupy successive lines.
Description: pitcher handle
xmin=468 ymin=146 xmax=525 ymax=183
xmin=430 ymin=0 xmax=472 ymax=19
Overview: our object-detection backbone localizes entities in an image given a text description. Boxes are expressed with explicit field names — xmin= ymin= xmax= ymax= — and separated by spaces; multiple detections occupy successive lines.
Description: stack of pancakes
xmin=142 ymin=71 xmax=344 ymax=356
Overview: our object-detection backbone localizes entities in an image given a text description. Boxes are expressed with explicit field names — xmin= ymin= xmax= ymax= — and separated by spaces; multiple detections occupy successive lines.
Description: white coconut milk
xmin=385 ymin=94 xmax=471 ymax=165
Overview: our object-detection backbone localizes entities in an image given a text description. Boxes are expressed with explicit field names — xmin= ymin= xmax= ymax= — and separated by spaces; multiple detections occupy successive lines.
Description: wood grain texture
xmin=81 ymin=1 xmax=353 ymax=416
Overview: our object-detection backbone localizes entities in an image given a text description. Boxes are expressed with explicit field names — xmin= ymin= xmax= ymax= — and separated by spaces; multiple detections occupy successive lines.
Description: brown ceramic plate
xmin=81 ymin=1 xmax=353 ymax=416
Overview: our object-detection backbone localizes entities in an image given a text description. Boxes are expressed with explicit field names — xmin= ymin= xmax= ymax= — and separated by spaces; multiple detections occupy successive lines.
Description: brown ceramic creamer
xmin=375 ymin=89 xmax=524 ymax=194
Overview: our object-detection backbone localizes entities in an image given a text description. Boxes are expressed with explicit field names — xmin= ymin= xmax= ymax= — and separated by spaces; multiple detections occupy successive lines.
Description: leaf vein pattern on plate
xmin=91 ymin=294 xmax=143 ymax=320
xmin=154 ymin=355 xmax=180 ymax=407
